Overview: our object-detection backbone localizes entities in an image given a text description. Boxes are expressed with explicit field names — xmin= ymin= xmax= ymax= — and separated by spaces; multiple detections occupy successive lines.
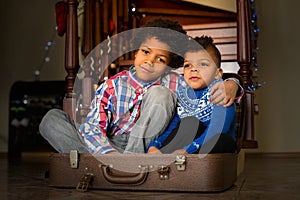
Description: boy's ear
xmin=215 ymin=68 xmax=223 ymax=79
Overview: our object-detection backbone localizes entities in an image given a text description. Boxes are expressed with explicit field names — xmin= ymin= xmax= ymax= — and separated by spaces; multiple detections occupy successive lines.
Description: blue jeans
xmin=39 ymin=109 xmax=89 ymax=153
xmin=39 ymin=86 xmax=176 ymax=154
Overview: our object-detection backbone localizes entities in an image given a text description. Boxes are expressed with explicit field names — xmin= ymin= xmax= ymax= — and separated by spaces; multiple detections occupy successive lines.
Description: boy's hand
xmin=172 ymin=149 xmax=188 ymax=155
xmin=147 ymin=146 xmax=162 ymax=154
xmin=209 ymin=80 xmax=238 ymax=107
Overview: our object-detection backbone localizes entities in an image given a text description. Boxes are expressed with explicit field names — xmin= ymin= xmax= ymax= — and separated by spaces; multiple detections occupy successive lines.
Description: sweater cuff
xmin=184 ymin=142 xmax=200 ymax=154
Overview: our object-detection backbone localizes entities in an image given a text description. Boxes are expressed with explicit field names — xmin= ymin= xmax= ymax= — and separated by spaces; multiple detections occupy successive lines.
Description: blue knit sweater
xmin=147 ymin=78 xmax=236 ymax=154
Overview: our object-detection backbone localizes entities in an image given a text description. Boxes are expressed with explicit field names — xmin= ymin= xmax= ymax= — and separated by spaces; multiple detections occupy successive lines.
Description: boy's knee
xmin=147 ymin=86 xmax=176 ymax=103
xmin=39 ymin=109 xmax=62 ymax=135
xmin=46 ymin=108 xmax=64 ymax=118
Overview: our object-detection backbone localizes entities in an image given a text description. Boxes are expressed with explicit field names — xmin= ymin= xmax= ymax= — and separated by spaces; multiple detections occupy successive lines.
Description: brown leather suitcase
xmin=47 ymin=73 xmax=246 ymax=192
xmin=48 ymin=151 xmax=237 ymax=192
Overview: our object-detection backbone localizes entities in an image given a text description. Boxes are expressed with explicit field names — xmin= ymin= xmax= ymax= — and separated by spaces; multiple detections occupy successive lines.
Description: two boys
xmin=40 ymin=19 xmax=241 ymax=154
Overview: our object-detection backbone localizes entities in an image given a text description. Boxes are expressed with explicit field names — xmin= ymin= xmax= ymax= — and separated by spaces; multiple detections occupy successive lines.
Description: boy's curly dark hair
xmin=132 ymin=18 xmax=188 ymax=69
xmin=188 ymin=36 xmax=221 ymax=68
xmin=142 ymin=18 xmax=187 ymax=34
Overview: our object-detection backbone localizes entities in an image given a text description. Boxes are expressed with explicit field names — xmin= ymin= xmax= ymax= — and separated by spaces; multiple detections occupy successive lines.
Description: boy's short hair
xmin=133 ymin=18 xmax=188 ymax=69
xmin=187 ymin=36 xmax=221 ymax=68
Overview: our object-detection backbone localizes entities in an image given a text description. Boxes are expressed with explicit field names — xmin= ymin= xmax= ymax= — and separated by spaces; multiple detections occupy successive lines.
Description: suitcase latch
xmin=157 ymin=165 xmax=170 ymax=180
xmin=175 ymin=155 xmax=186 ymax=171
xmin=76 ymin=173 xmax=94 ymax=192
xmin=70 ymin=150 xmax=79 ymax=169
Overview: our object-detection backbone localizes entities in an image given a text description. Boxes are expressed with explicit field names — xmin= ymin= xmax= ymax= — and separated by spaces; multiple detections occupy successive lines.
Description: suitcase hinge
xmin=76 ymin=173 xmax=94 ymax=192
xmin=157 ymin=165 xmax=170 ymax=180
xmin=175 ymin=155 xmax=186 ymax=171
xmin=70 ymin=150 xmax=79 ymax=169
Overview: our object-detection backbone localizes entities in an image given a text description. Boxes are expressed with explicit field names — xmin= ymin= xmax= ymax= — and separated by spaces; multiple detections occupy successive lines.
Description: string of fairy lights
xmin=249 ymin=0 xmax=265 ymax=91
xmin=34 ymin=27 xmax=57 ymax=81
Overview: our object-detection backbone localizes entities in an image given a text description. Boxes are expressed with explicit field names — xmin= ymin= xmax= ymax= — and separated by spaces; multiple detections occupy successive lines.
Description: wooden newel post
xmin=63 ymin=0 xmax=79 ymax=121
xmin=237 ymin=0 xmax=258 ymax=148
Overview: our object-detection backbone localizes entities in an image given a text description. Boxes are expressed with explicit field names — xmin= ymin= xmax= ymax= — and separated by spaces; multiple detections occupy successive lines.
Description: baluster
xmin=80 ymin=0 xmax=94 ymax=121
xmin=237 ymin=0 xmax=258 ymax=148
xmin=94 ymin=0 xmax=103 ymax=83
xmin=101 ymin=0 xmax=110 ymax=78
xmin=63 ymin=0 xmax=79 ymax=121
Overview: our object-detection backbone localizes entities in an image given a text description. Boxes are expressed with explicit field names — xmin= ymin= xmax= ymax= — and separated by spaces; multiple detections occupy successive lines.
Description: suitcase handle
xmin=101 ymin=165 xmax=148 ymax=185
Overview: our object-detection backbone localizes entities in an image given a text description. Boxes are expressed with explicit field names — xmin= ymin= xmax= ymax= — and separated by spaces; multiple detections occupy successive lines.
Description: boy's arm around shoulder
xmin=210 ymin=73 xmax=244 ymax=107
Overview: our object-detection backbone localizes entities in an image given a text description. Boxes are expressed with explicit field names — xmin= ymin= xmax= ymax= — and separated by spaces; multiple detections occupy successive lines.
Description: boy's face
xmin=183 ymin=49 xmax=222 ymax=90
xmin=134 ymin=37 xmax=171 ymax=83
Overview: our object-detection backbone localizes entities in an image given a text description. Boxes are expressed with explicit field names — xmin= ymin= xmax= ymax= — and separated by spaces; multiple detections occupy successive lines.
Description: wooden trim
xmin=183 ymin=22 xmax=237 ymax=30
xmin=136 ymin=8 xmax=236 ymax=18
xmin=213 ymin=37 xmax=237 ymax=44
xmin=222 ymin=55 xmax=237 ymax=62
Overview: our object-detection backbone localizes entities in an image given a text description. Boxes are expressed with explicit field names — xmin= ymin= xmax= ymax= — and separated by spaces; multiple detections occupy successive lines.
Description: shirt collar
xmin=128 ymin=66 xmax=161 ymax=90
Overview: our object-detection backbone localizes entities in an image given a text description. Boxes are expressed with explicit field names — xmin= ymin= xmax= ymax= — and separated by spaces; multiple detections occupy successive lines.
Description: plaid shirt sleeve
xmin=79 ymin=80 xmax=116 ymax=154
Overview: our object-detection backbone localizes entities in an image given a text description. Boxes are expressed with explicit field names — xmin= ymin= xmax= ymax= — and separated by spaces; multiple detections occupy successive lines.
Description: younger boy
xmin=147 ymin=36 xmax=237 ymax=154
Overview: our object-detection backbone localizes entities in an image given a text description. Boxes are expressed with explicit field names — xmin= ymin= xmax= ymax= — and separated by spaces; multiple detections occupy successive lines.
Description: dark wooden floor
xmin=0 ymin=152 xmax=299 ymax=200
